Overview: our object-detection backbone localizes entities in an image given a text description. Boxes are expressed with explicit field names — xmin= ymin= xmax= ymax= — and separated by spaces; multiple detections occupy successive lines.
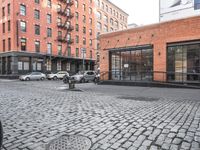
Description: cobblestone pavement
xmin=0 ymin=80 xmax=200 ymax=150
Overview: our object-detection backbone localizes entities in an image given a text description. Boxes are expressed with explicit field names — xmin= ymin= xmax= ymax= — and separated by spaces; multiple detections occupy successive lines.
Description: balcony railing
xmin=57 ymin=36 xmax=67 ymax=43
xmin=66 ymin=39 xmax=74 ymax=44
xmin=57 ymin=8 xmax=64 ymax=15
xmin=66 ymin=12 xmax=74 ymax=18
xmin=58 ymin=0 xmax=74 ymax=6
xmin=57 ymin=36 xmax=74 ymax=44
xmin=57 ymin=23 xmax=74 ymax=31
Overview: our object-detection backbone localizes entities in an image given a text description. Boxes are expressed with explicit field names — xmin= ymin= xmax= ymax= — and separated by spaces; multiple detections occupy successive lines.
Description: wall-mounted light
xmin=158 ymin=52 xmax=161 ymax=56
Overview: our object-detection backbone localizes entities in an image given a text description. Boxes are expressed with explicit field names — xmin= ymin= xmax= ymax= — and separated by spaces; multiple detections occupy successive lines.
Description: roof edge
xmin=100 ymin=15 xmax=200 ymax=38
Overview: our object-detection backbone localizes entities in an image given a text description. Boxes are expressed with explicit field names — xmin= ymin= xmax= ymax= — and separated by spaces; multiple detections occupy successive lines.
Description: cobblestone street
xmin=0 ymin=80 xmax=200 ymax=150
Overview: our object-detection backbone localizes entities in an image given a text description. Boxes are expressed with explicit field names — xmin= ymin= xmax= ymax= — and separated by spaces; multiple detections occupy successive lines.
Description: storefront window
xmin=167 ymin=43 xmax=200 ymax=82
xmin=194 ymin=0 xmax=200 ymax=10
xmin=110 ymin=47 xmax=153 ymax=81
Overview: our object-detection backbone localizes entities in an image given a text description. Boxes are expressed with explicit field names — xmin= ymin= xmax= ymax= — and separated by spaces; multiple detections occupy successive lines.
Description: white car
xmin=19 ymin=72 xmax=46 ymax=81
xmin=47 ymin=71 xmax=69 ymax=80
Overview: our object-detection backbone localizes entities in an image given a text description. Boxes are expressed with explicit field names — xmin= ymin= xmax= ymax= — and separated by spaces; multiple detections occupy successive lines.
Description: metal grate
xmin=46 ymin=135 xmax=91 ymax=150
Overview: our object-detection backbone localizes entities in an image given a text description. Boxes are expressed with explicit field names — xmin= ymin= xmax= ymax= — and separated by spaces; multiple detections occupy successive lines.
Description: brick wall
xmin=100 ymin=16 xmax=200 ymax=81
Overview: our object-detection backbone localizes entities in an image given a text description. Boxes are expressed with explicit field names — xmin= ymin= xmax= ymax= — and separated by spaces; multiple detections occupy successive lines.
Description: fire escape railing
xmin=56 ymin=0 xmax=74 ymax=56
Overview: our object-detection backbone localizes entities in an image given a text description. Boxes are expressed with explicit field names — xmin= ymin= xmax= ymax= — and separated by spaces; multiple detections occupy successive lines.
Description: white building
xmin=160 ymin=0 xmax=200 ymax=22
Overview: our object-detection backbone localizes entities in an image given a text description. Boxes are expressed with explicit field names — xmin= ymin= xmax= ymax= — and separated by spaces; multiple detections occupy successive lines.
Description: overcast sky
xmin=109 ymin=0 xmax=160 ymax=25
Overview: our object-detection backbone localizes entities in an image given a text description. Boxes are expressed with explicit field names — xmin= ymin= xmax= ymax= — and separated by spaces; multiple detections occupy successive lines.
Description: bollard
xmin=68 ymin=79 xmax=75 ymax=89
xmin=0 ymin=121 xmax=3 ymax=150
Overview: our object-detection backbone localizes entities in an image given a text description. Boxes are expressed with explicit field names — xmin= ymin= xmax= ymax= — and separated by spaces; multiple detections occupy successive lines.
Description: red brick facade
xmin=0 ymin=0 xmax=96 ymax=75
xmin=100 ymin=16 xmax=200 ymax=81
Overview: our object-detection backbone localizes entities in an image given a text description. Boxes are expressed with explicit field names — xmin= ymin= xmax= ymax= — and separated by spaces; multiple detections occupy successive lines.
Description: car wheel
xmin=53 ymin=76 xmax=58 ymax=80
xmin=81 ymin=78 xmax=85 ymax=83
xmin=26 ymin=77 xmax=30 ymax=81
xmin=40 ymin=77 xmax=45 ymax=81
xmin=93 ymin=78 xmax=97 ymax=83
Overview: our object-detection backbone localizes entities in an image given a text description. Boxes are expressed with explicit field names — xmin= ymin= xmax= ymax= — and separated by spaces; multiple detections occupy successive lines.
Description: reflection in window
xmin=21 ymin=38 xmax=26 ymax=51
xmin=167 ymin=43 xmax=200 ymax=82
xmin=111 ymin=48 xmax=153 ymax=81
xmin=194 ymin=0 xmax=200 ymax=10
xmin=20 ymin=4 xmax=26 ymax=16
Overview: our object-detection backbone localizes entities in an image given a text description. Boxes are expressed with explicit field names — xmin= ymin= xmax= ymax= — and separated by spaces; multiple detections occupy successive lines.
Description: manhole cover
xmin=46 ymin=135 xmax=91 ymax=150
xmin=118 ymin=96 xmax=159 ymax=101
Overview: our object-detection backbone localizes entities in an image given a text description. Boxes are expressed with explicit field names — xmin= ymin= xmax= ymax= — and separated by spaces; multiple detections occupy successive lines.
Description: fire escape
xmin=57 ymin=0 xmax=74 ymax=56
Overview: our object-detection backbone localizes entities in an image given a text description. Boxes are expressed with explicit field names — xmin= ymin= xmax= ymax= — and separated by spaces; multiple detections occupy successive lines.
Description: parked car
xmin=69 ymin=71 xmax=97 ymax=83
xmin=47 ymin=71 xmax=69 ymax=80
xmin=19 ymin=72 xmax=46 ymax=81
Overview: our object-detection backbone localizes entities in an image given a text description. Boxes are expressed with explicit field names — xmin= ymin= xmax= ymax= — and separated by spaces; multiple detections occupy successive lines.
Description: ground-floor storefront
xmin=110 ymin=45 xmax=153 ymax=81
xmin=0 ymin=52 xmax=95 ymax=76
xmin=100 ymin=16 xmax=200 ymax=85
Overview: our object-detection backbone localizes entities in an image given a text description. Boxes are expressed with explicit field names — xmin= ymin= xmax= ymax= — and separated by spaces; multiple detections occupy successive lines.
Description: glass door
xmin=121 ymin=51 xmax=130 ymax=80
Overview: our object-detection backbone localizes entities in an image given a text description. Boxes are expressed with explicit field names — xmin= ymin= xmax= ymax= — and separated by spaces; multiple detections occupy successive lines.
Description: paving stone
xmin=181 ymin=142 xmax=191 ymax=149
xmin=142 ymin=140 xmax=152 ymax=147
xmin=149 ymin=145 xmax=158 ymax=150
xmin=1 ymin=81 xmax=200 ymax=149
xmin=162 ymin=142 xmax=171 ymax=150
xmin=122 ymin=141 xmax=132 ymax=149
xmin=170 ymin=144 xmax=179 ymax=150
xmin=172 ymin=138 xmax=182 ymax=145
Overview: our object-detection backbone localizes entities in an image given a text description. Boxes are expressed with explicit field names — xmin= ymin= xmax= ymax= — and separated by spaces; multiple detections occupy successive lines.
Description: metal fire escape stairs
xmin=57 ymin=0 xmax=74 ymax=57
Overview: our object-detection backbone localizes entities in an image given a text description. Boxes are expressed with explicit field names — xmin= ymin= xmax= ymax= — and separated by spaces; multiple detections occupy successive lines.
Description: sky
xmin=109 ymin=0 xmax=160 ymax=25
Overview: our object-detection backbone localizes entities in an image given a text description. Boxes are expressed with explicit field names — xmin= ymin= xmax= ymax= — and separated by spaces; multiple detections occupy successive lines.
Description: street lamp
xmin=81 ymin=47 xmax=86 ymax=72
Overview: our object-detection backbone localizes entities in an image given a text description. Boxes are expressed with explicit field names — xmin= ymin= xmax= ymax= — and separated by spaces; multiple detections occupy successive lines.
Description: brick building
xmin=100 ymin=16 xmax=200 ymax=84
xmin=94 ymin=0 xmax=128 ymax=68
xmin=0 ymin=0 xmax=96 ymax=75
xmin=0 ymin=0 xmax=128 ymax=76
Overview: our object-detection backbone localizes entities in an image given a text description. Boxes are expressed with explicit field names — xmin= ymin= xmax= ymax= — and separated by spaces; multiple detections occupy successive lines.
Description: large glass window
xmin=47 ymin=14 xmax=52 ymax=23
xmin=8 ymin=38 xmax=11 ymax=51
xmin=47 ymin=28 xmax=52 ymax=37
xmin=194 ymin=0 xmax=200 ymax=10
xmin=35 ymin=25 xmax=40 ymax=35
xmin=20 ymin=4 xmax=26 ymax=16
xmin=75 ymin=12 xmax=79 ymax=20
xmin=8 ymin=4 xmax=10 ymax=15
xmin=35 ymin=41 xmax=40 ymax=52
xmin=2 ymin=23 xmax=5 ymax=33
xmin=34 ymin=10 xmax=40 ymax=19
xmin=47 ymin=43 xmax=52 ymax=54
xmin=110 ymin=48 xmax=153 ymax=81
xmin=96 ymin=11 xmax=101 ymax=20
xmin=20 ymin=21 xmax=26 ymax=32
xmin=35 ymin=0 xmax=40 ymax=4
xmin=167 ymin=43 xmax=200 ymax=82
xmin=21 ymin=38 xmax=26 ymax=51
xmin=97 ymin=22 xmax=101 ymax=30
xmin=58 ymin=45 xmax=62 ymax=55
xmin=2 ymin=7 xmax=5 ymax=17
xmin=47 ymin=0 xmax=51 ymax=8
xmin=3 ymin=40 xmax=5 ymax=52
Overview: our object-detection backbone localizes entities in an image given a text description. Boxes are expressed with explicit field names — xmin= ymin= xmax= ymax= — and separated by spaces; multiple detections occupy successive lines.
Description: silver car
xmin=71 ymin=71 xmax=97 ymax=83
xmin=19 ymin=72 xmax=46 ymax=81
xmin=47 ymin=71 xmax=69 ymax=80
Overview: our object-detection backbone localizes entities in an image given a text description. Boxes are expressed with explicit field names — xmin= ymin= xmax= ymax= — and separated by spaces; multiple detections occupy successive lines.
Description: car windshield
xmin=25 ymin=72 xmax=32 ymax=75
xmin=77 ymin=71 xmax=84 ymax=75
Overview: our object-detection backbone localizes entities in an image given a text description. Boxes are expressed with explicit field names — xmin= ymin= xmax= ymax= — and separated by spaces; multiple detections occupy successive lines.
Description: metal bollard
xmin=0 ymin=121 xmax=3 ymax=150
xmin=68 ymin=79 xmax=75 ymax=89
